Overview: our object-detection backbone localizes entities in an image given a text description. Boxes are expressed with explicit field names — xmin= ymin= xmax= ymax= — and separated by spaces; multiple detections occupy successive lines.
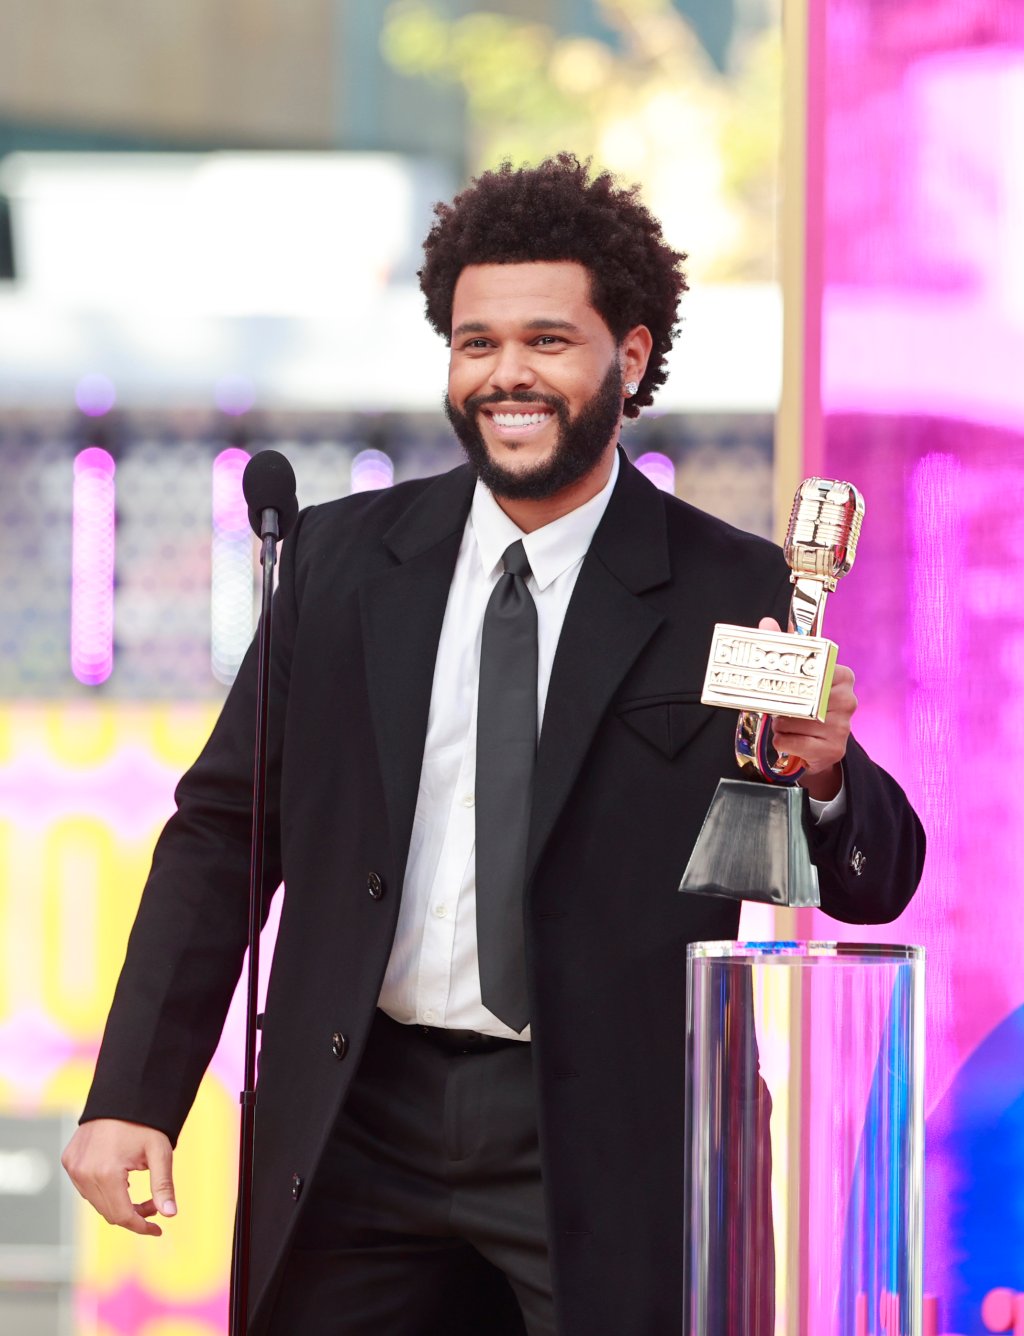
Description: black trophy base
xmin=679 ymin=778 xmax=821 ymax=908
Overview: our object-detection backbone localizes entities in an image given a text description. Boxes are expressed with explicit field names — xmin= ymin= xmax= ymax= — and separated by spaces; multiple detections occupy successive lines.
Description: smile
xmin=490 ymin=411 xmax=551 ymax=427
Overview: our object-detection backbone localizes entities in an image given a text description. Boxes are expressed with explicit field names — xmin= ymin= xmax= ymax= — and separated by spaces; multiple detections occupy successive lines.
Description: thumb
xmin=147 ymin=1136 xmax=177 ymax=1218
xmin=758 ymin=615 xmax=782 ymax=633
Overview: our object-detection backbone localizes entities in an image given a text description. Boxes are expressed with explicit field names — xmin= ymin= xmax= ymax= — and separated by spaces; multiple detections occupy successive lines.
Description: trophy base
xmin=679 ymin=778 xmax=821 ymax=908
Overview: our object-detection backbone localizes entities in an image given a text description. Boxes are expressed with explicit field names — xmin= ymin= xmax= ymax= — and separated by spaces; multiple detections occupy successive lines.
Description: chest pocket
xmin=615 ymin=691 xmax=719 ymax=759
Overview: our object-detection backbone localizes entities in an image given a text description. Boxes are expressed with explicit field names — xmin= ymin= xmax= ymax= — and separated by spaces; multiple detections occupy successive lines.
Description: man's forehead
xmin=450 ymin=260 xmax=601 ymax=329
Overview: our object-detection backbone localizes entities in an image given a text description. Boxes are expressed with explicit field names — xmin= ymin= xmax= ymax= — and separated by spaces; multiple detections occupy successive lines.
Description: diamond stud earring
xmin=625 ymin=381 xmax=639 ymax=396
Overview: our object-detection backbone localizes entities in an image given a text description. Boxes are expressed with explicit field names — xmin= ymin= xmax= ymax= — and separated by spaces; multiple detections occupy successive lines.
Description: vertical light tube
xmin=777 ymin=0 xmax=826 ymax=520
xmin=908 ymin=452 xmax=962 ymax=1047
xmin=777 ymin=6 xmax=825 ymax=1307
xmin=70 ymin=448 xmax=116 ymax=686
xmin=211 ymin=447 xmax=255 ymax=685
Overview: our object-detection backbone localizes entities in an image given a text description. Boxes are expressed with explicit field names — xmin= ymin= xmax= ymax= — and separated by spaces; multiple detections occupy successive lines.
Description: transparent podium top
xmin=688 ymin=940 xmax=924 ymax=963
xmin=684 ymin=937 xmax=926 ymax=1334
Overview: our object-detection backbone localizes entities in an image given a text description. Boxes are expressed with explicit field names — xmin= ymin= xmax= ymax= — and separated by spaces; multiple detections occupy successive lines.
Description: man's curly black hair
xmin=418 ymin=153 xmax=688 ymax=419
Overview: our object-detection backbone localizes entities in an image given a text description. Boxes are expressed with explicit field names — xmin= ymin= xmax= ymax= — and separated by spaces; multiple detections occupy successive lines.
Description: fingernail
xmin=162 ymin=1200 xmax=177 ymax=1216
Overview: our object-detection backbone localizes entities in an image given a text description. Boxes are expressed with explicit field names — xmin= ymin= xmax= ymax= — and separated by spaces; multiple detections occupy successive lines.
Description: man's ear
xmin=621 ymin=325 xmax=654 ymax=389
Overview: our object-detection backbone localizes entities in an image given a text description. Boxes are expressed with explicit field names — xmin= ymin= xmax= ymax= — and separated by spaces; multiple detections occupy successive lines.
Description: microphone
xmin=230 ymin=446 xmax=298 ymax=1336
xmin=783 ymin=477 xmax=864 ymax=591
xmin=242 ymin=450 xmax=298 ymax=541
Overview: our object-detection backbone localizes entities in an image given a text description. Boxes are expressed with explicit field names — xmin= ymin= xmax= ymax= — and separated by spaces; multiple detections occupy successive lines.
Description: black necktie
xmin=475 ymin=539 xmax=537 ymax=1033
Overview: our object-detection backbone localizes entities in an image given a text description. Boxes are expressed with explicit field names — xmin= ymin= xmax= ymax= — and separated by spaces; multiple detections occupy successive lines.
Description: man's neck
xmin=491 ymin=443 xmax=617 ymax=534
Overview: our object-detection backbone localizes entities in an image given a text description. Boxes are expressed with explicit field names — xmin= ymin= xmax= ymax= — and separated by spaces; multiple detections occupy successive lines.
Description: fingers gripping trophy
xmin=679 ymin=479 xmax=865 ymax=908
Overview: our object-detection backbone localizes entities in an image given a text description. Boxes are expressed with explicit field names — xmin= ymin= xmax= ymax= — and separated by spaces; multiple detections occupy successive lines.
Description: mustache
xmin=462 ymin=390 xmax=567 ymax=413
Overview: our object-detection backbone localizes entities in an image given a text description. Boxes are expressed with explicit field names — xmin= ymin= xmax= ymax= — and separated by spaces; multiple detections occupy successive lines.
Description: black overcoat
xmin=83 ymin=454 xmax=925 ymax=1334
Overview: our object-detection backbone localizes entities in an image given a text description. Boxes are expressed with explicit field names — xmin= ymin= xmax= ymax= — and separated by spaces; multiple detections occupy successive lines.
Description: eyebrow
xmin=451 ymin=318 xmax=584 ymax=339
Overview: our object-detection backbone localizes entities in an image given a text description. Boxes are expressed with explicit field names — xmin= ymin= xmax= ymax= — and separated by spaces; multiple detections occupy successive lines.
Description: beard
xmin=444 ymin=356 xmax=624 ymax=502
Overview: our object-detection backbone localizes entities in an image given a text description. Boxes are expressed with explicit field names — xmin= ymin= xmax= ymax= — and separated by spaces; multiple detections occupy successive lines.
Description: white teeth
xmin=491 ymin=411 xmax=550 ymax=428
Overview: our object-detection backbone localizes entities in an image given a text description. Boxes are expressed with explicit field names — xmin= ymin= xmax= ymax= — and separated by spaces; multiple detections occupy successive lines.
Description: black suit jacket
xmin=83 ymin=454 xmax=925 ymax=1334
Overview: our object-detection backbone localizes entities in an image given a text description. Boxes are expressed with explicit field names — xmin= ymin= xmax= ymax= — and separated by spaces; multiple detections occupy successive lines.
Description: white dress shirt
xmin=378 ymin=454 xmax=621 ymax=1040
xmin=378 ymin=452 xmax=844 ymax=1040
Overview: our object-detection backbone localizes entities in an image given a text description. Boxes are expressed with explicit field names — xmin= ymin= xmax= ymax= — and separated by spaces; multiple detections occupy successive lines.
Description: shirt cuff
xmin=807 ymin=776 xmax=847 ymax=825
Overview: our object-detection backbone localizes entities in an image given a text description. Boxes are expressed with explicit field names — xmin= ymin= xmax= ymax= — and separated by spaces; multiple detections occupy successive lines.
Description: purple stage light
xmin=70 ymin=448 xmax=116 ymax=686
xmin=351 ymin=449 xmax=394 ymax=493
xmin=75 ymin=374 xmax=117 ymax=418
xmin=212 ymin=447 xmax=250 ymax=532
xmin=808 ymin=1 xmax=1024 ymax=1310
xmin=211 ymin=448 xmax=255 ymax=684
xmin=634 ymin=451 xmax=677 ymax=493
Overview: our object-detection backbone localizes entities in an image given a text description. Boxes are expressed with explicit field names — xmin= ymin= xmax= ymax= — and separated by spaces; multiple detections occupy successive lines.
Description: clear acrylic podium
xmin=683 ymin=942 xmax=924 ymax=1336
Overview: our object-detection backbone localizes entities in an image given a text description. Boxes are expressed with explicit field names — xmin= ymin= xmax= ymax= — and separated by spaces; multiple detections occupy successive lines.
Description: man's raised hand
xmin=757 ymin=615 xmax=856 ymax=802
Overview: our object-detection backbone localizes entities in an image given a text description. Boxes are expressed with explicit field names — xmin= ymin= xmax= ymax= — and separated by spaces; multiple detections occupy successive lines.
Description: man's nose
xmin=488 ymin=344 xmax=537 ymax=394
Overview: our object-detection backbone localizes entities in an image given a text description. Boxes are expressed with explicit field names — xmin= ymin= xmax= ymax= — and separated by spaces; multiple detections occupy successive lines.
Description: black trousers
xmin=267 ymin=1011 xmax=556 ymax=1336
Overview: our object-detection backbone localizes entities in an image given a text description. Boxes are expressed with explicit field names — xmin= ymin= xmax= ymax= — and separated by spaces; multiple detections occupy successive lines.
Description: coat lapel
xmin=360 ymin=466 xmax=475 ymax=884
xmin=360 ymin=455 xmax=673 ymax=891
xmin=527 ymin=455 xmax=670 ymax=882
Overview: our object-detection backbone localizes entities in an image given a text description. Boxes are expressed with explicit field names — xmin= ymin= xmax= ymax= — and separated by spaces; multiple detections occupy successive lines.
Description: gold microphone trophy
xmin=679 ymin=478 xmax=865 ymax=908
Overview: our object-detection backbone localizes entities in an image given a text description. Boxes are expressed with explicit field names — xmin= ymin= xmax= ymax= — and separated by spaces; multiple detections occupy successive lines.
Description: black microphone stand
xmin=229 ymin=507 xmax=280 ymax=1336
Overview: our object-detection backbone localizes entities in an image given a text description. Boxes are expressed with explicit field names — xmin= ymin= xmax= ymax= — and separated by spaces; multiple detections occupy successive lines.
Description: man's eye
xmin=463 ymin=339 xmax=492 ymax=350
xmin=533 ymin=335 xmax=565 ymax=347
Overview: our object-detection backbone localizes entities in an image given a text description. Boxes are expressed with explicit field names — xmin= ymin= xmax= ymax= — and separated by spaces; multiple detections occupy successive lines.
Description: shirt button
xmin=433 ymin=904 xmax=448 ymax=918
xmin=462 ymin=794 xmax=475 ymax=808
xmin=422 ymin=1009 xmax=437 ymax=1024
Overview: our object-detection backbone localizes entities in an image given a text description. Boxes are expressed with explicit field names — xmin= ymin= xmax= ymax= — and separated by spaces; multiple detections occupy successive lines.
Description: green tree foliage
xmin=380 ymin=0 xmax=781 ymax=280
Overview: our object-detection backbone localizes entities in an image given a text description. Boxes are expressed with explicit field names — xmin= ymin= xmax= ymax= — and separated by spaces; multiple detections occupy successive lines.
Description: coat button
xmin=849 ymin=847 xmax=866 ymax=876
xmin=290 ymin=1172 xmax=303 ymax=1201
xmin=331 ymin=1030 xmax=348 ymax=1060
xmin=367 ymin=871 xmax=385 ymax=900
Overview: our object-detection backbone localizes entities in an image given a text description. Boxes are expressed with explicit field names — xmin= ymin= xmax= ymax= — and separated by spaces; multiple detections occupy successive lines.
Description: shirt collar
xmin=470 ymin=450 xmax=620 ymax=592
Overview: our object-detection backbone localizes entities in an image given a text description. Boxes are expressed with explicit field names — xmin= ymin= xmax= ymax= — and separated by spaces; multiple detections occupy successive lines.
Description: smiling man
xmin=63 ymin=155 xmax=924 ymax=1335
xmin=442 ymin=260 xmax=650 ymax=521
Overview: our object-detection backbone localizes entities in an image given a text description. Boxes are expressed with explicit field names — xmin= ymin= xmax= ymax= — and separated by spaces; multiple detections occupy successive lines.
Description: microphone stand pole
xmin=229 ymin=509 xmax=280 ymax=1336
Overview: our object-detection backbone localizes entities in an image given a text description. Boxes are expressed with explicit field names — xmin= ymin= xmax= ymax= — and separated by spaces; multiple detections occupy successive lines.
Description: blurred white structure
xmin=0 ymin=152 xmax=781 ymax=415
